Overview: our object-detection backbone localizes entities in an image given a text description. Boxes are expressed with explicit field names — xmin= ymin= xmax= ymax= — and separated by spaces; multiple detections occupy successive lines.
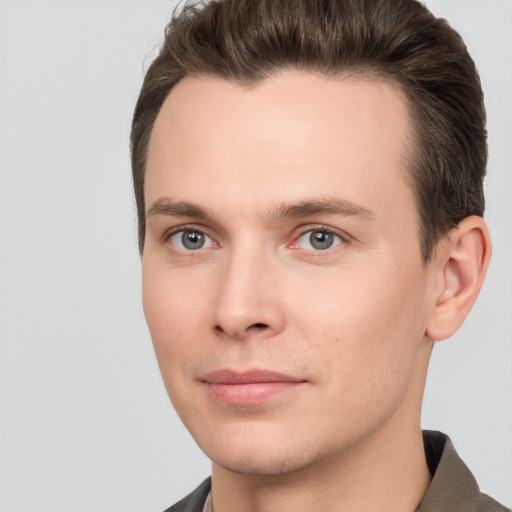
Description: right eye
xmin=169 ymin=229 xmax=215 ymax=251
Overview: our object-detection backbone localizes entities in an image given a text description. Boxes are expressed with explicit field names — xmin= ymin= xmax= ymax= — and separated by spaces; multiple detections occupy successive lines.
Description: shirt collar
xmin=417 ymin=430 xmax=481 ymax=512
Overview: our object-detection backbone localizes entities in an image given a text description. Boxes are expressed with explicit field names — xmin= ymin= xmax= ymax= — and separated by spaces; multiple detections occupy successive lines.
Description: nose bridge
xmin=212 ymin=237 xmax=284 ymax=339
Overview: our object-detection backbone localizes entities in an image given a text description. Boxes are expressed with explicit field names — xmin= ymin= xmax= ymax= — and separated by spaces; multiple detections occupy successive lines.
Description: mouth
xmin=200 ymin=369 xmax=307 ymax=405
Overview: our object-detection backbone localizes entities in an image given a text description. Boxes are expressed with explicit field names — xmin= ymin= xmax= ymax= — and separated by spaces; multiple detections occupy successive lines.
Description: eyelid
xmin=162 ymin=224 xmax=219 ymax=250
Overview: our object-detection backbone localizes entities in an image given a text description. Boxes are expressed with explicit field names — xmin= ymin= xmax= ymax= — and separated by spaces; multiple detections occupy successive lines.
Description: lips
xmin=200 ymin=369 xmax=306 ymax=405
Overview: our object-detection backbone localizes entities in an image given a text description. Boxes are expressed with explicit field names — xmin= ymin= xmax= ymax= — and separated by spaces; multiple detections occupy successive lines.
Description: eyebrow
xmin=146 ymin=199 xmax=209 ymax=219
xmin=146 ymin=197 xmax=374 ymax=222
xmin=271 ymin=197 xmax=374 ymax=221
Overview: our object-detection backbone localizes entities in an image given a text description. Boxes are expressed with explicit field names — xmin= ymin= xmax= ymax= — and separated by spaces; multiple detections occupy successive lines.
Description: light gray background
xmin=0 ymin=1 xmax=510 ymax=510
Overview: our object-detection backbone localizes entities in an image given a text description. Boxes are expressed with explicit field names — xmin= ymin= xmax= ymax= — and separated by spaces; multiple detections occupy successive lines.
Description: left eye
xmin=169 ymin=230 xmax=215 ymax=251
xmin=296 ymin=230 xmax=343 ymax=251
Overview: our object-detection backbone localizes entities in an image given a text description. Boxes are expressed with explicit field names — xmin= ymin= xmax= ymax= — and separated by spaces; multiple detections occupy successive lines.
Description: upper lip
xmin=201 ymin=369 xmax=305 ymax=384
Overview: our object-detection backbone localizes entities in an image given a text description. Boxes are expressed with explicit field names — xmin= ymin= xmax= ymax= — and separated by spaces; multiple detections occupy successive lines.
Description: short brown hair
xmin=131 ymin=0 xmax=487 ymax=260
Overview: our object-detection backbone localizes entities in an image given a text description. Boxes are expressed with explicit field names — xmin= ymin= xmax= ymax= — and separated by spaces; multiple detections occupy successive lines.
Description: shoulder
xmin=478 ymin=493 xmax=511 ymax=512
xmin=163 ymin=478 xmax=211 ymax=512
xmin=418 ymin=431 xmax=510 ymax=512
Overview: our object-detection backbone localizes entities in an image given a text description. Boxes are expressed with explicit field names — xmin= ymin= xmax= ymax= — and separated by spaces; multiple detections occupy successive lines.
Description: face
xmin=143 ymin=71 xmax=437 ymax=476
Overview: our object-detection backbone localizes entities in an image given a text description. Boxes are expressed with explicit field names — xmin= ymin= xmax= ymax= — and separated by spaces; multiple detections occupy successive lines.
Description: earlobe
xmin=426 ymin=216 xmax=492 ymax=341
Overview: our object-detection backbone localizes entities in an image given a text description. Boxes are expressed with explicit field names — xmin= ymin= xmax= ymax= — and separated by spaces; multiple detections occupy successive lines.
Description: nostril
xmin=213 ymin=322 xmax=269 ymax=337
xmin=251 ymin=323 xmax=268 ymax=329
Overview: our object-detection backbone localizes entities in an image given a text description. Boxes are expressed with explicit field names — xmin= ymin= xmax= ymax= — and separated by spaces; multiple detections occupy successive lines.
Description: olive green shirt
xmin=164 ymin=431 xmax=510 ymax=512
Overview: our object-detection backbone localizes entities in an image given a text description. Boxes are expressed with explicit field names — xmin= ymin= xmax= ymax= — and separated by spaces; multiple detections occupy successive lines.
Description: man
xmin=131 ymin=0 xmax=509 ymax=510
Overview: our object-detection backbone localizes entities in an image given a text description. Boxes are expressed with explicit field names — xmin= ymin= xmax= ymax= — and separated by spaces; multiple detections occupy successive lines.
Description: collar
xmin=417 ymin=430 xmax=482 ymax=511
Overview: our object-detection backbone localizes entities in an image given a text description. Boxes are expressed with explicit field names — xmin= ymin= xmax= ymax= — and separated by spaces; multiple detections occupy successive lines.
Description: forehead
xmin=145 ymin=71 xmax=415 ymax=224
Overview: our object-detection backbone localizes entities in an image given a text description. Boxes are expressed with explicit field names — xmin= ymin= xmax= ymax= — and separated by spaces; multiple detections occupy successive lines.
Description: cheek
xmin=294 ymin=261 xmax=429 ymax=384
xmin=142 ymin=267 xmax=214 ymax=419
xmin=142 ymin=266 xmax=211 ymax=371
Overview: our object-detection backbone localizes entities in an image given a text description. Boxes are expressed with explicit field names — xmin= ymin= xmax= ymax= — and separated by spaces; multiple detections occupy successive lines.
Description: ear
xmin=426 ymin=216 xmax=492 ymax=341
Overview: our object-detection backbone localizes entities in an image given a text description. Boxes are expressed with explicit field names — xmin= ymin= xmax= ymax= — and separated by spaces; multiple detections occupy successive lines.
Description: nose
xmin=211 ymin=245 xmax=286 ymax=341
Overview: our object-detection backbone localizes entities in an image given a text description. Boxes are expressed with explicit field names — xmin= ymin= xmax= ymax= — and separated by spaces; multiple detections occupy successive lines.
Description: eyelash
xmin=290 ymin=226 xmax=346 ymax=252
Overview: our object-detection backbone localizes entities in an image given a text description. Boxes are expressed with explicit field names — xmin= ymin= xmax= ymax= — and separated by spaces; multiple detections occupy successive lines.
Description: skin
xmin=142 ymin=71 xmax=491 ymax=511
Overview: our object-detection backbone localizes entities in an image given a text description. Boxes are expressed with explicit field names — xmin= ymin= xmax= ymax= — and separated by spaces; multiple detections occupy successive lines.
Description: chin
xmin=192 ymin=424 xmax=325 ymax=477
xmin=183 ymin=414 xmax=305 ymax=474
xmin=210 ymin=448 xmax=311 ymax=476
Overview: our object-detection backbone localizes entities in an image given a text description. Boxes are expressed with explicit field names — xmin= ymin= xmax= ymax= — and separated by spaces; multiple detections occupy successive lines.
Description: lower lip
xmin=205 ymin=381 xmax=303 ymax=405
